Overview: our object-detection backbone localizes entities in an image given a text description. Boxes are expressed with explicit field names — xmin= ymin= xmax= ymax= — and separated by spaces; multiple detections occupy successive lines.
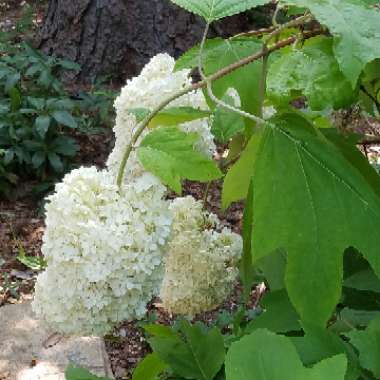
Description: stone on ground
xmin=0 ymin=302 xmax=113 ymax=380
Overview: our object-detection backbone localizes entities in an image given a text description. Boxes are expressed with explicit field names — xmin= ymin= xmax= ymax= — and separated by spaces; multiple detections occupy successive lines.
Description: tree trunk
xmin=38 ymin=0 xmax=255 ymax=83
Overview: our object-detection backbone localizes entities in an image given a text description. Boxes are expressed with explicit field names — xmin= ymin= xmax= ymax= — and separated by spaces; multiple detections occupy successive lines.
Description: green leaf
xmin=292 ymin=324 xmax=360 ymax=380
xmin=9 ymin=87 xmax=21 ymax=112
xmin=144 ymin=324 xmax=178 ymax=338
xmin=225 ymin=329 xmax=347 ymax=380
xmin=128 ymin=108 xmax=150 ymax=122
xmin=52 ymin=136 xmax=79 ymax=157
xmin=342 ymin=287 xmax=380 ymax=312
xmin=222 ymin=131 xmax=262 ymax=209
xmin=333 ymin=308 xmax=380 ymax=331
xmin=138 ymin=127 xmax=222 ymax=194
xmin=149 ymin=107 xmax=211 ymax=128
xmin=3 ymin=150 xmax=14 ymax=166
xmin=176 ymin=38 xmax=264 ymax=119
xmin=344 ymin=269 xmax=380 ymax=293
xmin=170 ymin=0 xmax=269 ymax=22
xmin=181 ymin=321 xmax=225 ymax=380
xmin=25 ymin=63 xmax=42 ymax=77
xmin=27 ymin=97 xmax=45 ymax=110
xmin=52 ymin=110 xmax=77 ymax=128
xmin=211 ymin=93 xmax=245 ymax=143
xmin=35 ymin=115 xmax=51 ymax=138
xmin=32 ymin=151 xmax=46 ymax=169
xmin=363 ymin=59 xmax=380 ymax=83
xmin=346 ymin=316 xmax=380 ymax=378
xmin=132 ymin=353 xmax=168 ymax=380
xmin=321 ymin=128 xmax=380 ymax=197
xmin=5 ymin=72 xmax=20 ymax=91
xmin=267 ymin=37 xmax=355 ymax=110
xmin=256 ymin=249 xmax=287 ymax=291
xmin=249 ymin=113 xmax=380 ymax=326
xmin=128 ymin=107 xmax=210 ymax=127
xmin=149 ymin=321 xmax=225 ymax=380
xmin=245 ymin=289 xmax=301 ymax=334
xmin=65 ymin=365 xmax=112 ymax=380
xmin=320 ymin=129 xmax=380 ymax=198
xmin=48 ymin=152 xmax=64 ymax=172
xmin=283 ymin=0 xmax=380 ymax=87
xmin=38 ymin=69 xmax=53 ymax=88
xmin=17 ymin=254 xmax=47 ymax=271
xmin=240 ymin=179 xmax=255 ymax=300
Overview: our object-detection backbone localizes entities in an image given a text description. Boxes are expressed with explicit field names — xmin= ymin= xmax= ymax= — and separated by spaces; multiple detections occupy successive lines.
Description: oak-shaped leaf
xmin=225 ymin=329 xmax=347 ymax=380
xmin=170 ymin=0 xmax=269 ymax=22
xmin=249 ymin=113 xmax=380 ymax=326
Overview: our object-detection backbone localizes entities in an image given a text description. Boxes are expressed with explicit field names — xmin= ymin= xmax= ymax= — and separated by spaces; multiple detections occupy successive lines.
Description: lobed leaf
xmin=248 ymin=113 xmax=380 ymax=326
xmin=344 ymin=268 xmax=380 ymax=293
xmin=283 ymin=0 xmax=380 ymax=87
xmin=245 ymin=289 xmax=301 ymax=334
xmin=346 ymin=317 xmax=380 ymax=378
xmin=149 ymin=321 xmax=225 ymax=380
xmin=292 ymin=324 xmax=360 ymax=380
xmin=225 ymin=329 xmax=347 ymax=380
xmin=170 ymin=0 xmax=269 ymax=22
xmin=267 ymin=37 xmax=355 ymax=110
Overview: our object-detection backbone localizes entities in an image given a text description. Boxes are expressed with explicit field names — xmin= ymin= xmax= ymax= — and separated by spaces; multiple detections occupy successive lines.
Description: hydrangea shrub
xmin=33 ymin=54 xmax=240 ymax=335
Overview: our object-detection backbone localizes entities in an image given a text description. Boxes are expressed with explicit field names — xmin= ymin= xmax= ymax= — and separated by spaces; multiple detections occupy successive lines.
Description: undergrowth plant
xmin=0 ymin=41 xmax=80 ymax=198
xmin=51 ymin=0 xmax=380 ymax=379
xmin=0 ymin=9 xmax=115 ymax=199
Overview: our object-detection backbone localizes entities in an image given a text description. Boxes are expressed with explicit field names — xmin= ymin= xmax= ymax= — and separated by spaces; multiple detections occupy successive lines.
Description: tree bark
xmin=38 ymin=0 xmax=255 ymax=83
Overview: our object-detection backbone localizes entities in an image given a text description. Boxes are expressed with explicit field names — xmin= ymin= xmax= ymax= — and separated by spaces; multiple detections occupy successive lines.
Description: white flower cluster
xmin=160 ymin=196 xmax=242 ymax=316
xmin=33 ymin=167 xmax=171 ymax=335
xmin=33 ymin=54 xmax=241 ymax=335
xmin=368 ymin=147 xmax=380 ymax=173
xmin=106 ymin=53 xmax=215 ymax=182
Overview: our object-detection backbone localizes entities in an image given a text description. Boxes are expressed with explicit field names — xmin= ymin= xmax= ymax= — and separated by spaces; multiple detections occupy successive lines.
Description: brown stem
xmin=192 ymin=29 xmax=324 ymax=92
xmin=233 ymin=26 xmax=276 ymax=39
xmin=360 ymin=136 xmax=380 ymax=145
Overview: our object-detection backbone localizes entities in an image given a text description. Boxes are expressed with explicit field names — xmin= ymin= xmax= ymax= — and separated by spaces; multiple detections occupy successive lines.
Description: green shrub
xmin=0 ymin=42 xmax=81 ymax=196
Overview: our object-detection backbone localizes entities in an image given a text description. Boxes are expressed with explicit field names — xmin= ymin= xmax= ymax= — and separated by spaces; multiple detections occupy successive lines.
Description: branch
xmin=116 ymin=28 xmax=324 ymax=188
xmin=359 ymin=135 xmax=380 ymax=146
xmin=263 ymin=13 xmax=313 ymax=44
xmin=193 ymin=28 xmax=324 ymax=91
xmin=233 ymin=26 xmax=276 ymax=39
